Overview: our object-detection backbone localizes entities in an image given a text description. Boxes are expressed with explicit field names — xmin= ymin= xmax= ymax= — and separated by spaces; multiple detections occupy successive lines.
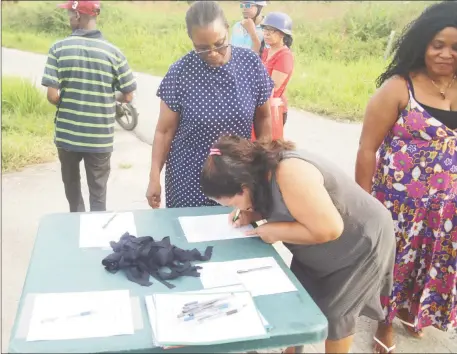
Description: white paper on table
xmin=198 ymin=257 xmax=297 ymax=297
xmin=178 ymin=214 xmax=257 ymax=243
xmin=26 ymin=290 xmax=134 ymax=341
xmin=147 ymin=290 xmax=268 ymax=346
xmin=79 ymin=212 xmax=137 ymax=248
xmin=144 ymin=296 xmax=161 ymax=347
xmin=145 ymin=285 xmax=272 ymax=348
xmin=179 ymin=285 xmax=272 ymax=329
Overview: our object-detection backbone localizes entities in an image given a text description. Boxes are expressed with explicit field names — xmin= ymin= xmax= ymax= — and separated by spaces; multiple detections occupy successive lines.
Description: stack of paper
xmin=27 ymin=290 xmax=134 ymax=341
xmin=198 ymin=257 xmax=298 ymax=297
xmin=178 ymin=214 xmax=257 ymax=243
xmin=145 ymin=289 xmax=268 ymax=347
xmin=79 ymin=212 xmax=137 ymax=248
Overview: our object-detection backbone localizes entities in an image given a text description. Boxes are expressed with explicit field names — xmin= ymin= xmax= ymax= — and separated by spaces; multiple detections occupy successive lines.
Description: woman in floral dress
xmin=355 ymin=2 xmax=457 ymax=352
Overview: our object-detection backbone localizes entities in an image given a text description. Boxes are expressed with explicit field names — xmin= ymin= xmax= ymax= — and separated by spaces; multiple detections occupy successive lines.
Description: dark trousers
xmin=58 ymin=148 xmax=111 ymax=212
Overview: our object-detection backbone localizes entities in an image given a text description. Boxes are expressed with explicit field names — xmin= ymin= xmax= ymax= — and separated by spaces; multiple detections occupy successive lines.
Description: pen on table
xmin=182 ymin=303 xmax=230 ymax=321
xmin=178 ymin=297 xmax=232 ymax=317
xmin=197 ymin=305 xmax=246 ymax=323
xmin=41 ymin=310 xmax=95 ymax=323
xmin=178 ymin=302 xmax=222 ymax=317
xmin=102 ymin=213 xmax=118 ymax=229
xmin=236 ymin=265 xmax=273 ymax=274
xmin=232 ymin=209 xmax=241 ymax=223
xmin=182 ymin=295 xmax=232 ymax=310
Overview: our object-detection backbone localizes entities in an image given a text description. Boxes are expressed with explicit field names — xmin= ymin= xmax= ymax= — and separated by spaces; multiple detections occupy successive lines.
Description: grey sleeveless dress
xmin=269 ymin=150 xmax=396 ymax=340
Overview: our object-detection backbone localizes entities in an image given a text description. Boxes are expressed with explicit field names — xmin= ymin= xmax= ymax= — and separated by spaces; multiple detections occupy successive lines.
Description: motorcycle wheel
xmin=115 ymin=103 xmax=139 ymax=131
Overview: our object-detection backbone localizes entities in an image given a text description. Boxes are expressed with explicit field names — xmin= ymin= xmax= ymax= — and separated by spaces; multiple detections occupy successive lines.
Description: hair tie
xmin=209 ymin=148 xmax=221 ymax=156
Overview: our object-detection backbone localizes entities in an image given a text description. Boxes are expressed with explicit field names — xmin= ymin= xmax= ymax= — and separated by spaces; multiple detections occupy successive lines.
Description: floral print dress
xmin=372 ymin=81 xmax=457 ymax=332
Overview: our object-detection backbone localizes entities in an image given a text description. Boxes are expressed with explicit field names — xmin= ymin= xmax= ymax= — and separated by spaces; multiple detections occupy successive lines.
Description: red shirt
xmin=261 ymin=46 xmax=294 ymax=112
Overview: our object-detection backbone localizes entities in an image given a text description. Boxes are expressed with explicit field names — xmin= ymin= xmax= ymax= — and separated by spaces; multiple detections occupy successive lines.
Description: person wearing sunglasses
xmin=230 ymin=1 xmax=267 ymax=54
xmin=146 ymin=1 xmax=274 ymax=209
xmin=252 ymin=12 xmax=294 ymax=141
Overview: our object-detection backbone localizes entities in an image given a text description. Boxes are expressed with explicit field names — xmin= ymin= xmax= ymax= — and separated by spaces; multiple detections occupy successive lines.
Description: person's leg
xmin=282 ymin=258 xmax=321 ymax=354
xmin=83 ymin=152 xmax=111 ymax=212
xmin=282 ymin=346 xmax=304 ymax=354
xmin=325 ymin=335 xmax=354 ymax=353
xmin=282 ymin=337 xmax=354 ymax=354
xmin=396 ymin=308 xmax=424 ymax=338
xmin=57 ymin=148 xmax=85 ymax=212
xmin=283 ymin=112 xmax=288 ymax=126
xmin=374 ymin=321 xmax=396 ymax=353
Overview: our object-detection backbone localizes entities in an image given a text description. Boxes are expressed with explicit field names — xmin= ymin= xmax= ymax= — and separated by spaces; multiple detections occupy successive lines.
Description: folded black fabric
xmin=101 ymin=232 xmax=213 ymax=288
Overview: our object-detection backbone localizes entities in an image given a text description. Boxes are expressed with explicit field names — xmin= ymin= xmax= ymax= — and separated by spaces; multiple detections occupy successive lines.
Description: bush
xmin=2 ymin=77 xmax=56 ymax=172
xmin=1 ymin=1 xmax=435 ymax=120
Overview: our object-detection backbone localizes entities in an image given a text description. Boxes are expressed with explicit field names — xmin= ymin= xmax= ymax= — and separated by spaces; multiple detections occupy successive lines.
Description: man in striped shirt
xmin=42 ymin=0 xmax=137 ymax=212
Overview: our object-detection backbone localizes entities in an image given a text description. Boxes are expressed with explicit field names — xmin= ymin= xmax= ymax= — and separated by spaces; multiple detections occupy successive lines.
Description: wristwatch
xmin=250 ymin=219 xmax=268 ymax=228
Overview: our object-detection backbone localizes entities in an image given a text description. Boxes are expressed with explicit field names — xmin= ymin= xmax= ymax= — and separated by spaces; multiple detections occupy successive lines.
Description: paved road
xmin=1 ymin=48 xmax=363 ymax=177
xmin=2 ymin=47 xmax=456 ymax=353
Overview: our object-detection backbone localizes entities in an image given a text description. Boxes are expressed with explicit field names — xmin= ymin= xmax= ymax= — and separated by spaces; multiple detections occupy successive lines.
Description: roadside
xmin=1 ymin=1 xmax=431 ymax=120
xmin=2 ymin=48 xmax=456 ymax=353
xmin=2 ymin=76 xmax=57 ymax=172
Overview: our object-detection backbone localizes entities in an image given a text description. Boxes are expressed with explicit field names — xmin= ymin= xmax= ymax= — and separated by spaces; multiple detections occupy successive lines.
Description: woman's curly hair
xmin=377 ymin=1 xmax=457 ymax=88
xmin=201 ymin=136 xmax=295 ymax=217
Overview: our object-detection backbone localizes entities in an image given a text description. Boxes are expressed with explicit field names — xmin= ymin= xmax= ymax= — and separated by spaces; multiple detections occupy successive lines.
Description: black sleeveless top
xmin=407 ymin=77 xmax=457 ymax=130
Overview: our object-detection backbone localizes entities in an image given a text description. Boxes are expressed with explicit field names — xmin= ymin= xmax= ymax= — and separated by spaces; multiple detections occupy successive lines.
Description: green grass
xmin=1 ymin=1 xmax=435 ymax=121
xmin=1 ymin=76 xmax=56 ymax=172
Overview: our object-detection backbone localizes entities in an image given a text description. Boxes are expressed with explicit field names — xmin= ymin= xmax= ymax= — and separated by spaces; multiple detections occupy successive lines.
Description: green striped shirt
xmin=42 ymin=29 xmax=137 ymax=153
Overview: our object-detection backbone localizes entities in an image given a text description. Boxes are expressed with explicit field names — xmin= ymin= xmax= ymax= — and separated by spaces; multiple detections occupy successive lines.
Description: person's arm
xmin=253 ymin=101 xmax=272 ymax=140
xmin=270 ymin=50 xmax=294 ymax=94
xmin=241 ymin=19 xmax=261 ymax=53
xmin=114 ymin=53 xmax=137 ymax=103
xmin=149 ymin=64 xmax=183 ymax=179
xmin=246 ymin=158 xmax=344 ymax=244
xmin=47 ymin=87 xmax=60 ymax=106
xmin=355 ymin=76 xmax=408 ymax=192
xmin=271 ymin=71 xmax=289 ymax=90
xmin=149 ymin=100 xmax=180 ymax=180
xmin=253 ymin=57 xmax=274 ymax=139
xmin=247 ymin=26 xmax=261 ymax=54
xmin=41 ymin=45 xmax=60 ymax=106
xmin=229 ymin=23 xmax=238 ymax=46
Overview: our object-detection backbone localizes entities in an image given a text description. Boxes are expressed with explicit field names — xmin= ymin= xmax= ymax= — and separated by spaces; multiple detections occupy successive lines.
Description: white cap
xmin=243 ymin=1 xmax=267 ymax=6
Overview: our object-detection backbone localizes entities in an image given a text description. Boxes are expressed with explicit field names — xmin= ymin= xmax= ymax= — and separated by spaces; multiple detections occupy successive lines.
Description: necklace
xmin=430 ymin=75 xmax=456 ymax=100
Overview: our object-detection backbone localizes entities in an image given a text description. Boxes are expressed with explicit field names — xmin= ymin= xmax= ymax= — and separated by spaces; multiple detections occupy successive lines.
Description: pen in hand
xmin=232 ymin=209 xmax=241 ymax=223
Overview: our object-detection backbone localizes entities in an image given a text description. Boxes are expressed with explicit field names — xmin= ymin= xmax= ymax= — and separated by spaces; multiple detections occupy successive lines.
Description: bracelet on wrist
xmin=250 ymin=219 xmax=268 ymax=228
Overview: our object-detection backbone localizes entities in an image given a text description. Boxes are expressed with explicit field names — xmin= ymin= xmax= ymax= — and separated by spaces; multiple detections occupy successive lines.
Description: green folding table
xmin=9 ymin=206 xmax=328 ymax=353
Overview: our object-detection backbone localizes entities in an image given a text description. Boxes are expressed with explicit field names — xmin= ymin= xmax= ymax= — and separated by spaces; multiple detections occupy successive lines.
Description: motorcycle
xmin=115 ymin=92 xmax=139 ymax=131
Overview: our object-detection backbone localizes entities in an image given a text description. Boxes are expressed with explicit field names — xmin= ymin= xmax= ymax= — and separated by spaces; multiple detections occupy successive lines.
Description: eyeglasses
xmin=194 ymin=36 xmax=230 ymax=57
xmin=262 ymin=26 xmax=277 ymax=34
xmin=240 ymin=3 xmax=253 ymax=9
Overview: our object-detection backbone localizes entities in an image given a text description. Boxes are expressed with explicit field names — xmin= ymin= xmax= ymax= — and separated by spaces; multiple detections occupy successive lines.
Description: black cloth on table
xmin=101 ymin=232 xmax=213 ymax=288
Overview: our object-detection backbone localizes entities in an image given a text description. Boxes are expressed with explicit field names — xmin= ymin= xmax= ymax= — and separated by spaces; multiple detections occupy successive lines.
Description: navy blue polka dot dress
xmin=157 ymin=47 xmax=274 ymax=208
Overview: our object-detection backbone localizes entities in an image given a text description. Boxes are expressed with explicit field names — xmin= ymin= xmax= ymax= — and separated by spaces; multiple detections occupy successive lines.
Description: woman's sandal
xmin=396 ymin=317 xmax=424 ymax=338
xmin=373 ymin=336 xmax=396 ymax=353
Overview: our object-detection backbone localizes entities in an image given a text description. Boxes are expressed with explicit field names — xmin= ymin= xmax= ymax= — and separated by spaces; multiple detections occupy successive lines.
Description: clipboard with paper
xmin=145 ymin=288 xmax=269 ymax=347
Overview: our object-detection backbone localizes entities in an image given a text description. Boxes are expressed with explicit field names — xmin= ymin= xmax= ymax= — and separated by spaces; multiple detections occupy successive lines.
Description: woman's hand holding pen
xmin=228 ymin=208 xmax=262 ymax=228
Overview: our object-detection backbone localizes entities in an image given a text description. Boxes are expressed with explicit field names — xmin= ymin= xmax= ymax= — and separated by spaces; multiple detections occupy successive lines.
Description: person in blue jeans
xmin=230 ymin=1 xmax=267 ymax=54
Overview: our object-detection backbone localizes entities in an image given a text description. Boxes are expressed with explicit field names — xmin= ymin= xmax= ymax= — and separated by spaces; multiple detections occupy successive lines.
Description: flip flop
xmin=374 ymin=336 xmax=396 ymax=353
xmin=396 ymin=317 xmax=424 ymax=338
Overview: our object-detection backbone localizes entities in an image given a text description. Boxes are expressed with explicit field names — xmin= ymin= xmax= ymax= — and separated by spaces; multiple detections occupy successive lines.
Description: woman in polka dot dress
xmin=146 ymin=1 xmax=274 ymax=209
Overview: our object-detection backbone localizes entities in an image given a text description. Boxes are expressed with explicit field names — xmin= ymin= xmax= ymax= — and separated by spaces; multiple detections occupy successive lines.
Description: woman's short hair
xmin=185 ymin=1 xmax=229 ymax=37
xmin=377 ymin=1 xmax=457 ymax=87
xmin=201 ymin=135 xmax=295 ymax=217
